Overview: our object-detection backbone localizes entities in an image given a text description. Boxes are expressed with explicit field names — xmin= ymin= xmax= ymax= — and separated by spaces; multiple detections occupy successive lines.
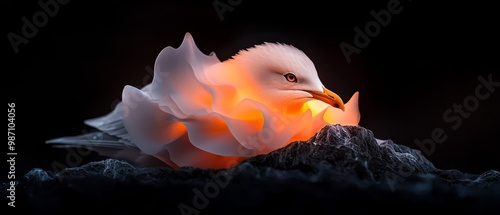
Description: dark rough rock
xmin=4 ymin=125 xmax=500 ymax=214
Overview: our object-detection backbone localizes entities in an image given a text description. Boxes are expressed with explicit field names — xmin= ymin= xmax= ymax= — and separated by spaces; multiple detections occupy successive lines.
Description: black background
xmin=2 ymin=0 xmax=499 ymax=191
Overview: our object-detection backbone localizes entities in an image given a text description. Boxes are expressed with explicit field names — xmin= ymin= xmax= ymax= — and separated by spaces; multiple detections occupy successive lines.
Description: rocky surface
xmin=4 ymin=125 xmax=500 ymax=214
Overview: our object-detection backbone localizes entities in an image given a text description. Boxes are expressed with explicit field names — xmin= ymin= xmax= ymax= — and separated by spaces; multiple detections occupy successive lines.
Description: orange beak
xmin=307 ymin=87 xmax=345 ymax=111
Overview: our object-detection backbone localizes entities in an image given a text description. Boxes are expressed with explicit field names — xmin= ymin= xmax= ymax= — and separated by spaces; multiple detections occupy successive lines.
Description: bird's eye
xmin=284 ymin=73 xmax=297 ymax=83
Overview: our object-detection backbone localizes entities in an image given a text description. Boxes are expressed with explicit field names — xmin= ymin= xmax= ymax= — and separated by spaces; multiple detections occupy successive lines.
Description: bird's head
xmin=225 ymin=43 xmax=345 ymax=113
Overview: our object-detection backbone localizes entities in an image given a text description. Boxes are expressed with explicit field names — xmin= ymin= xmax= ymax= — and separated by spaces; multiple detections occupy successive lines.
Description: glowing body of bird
xmin=48 ymin=33 xmax=360 ymax=169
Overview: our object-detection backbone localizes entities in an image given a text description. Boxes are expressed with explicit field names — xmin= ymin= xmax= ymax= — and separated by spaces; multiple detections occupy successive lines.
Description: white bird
xmin=47 ymin=33 xmax=360 ymax=169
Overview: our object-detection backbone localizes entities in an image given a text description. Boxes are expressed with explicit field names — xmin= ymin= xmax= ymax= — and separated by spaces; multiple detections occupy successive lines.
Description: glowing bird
xmin=47 ymin=33 xmax=360 ymax=169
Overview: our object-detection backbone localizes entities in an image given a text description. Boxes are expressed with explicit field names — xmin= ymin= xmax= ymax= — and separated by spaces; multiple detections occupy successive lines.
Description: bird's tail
xmin=46 ymin=102 xmax=134 ymax=147
xmin=45 ymin=103 xmax=170 ymax=167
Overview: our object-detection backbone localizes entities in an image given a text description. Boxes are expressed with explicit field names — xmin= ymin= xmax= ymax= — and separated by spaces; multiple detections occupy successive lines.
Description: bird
xmin=47 ymin=32 xmax=360 ymax=169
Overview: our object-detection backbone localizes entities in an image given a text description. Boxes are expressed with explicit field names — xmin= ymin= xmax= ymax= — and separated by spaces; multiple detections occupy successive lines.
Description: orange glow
xmin=99 ymin=33 xmax=361 ymax=169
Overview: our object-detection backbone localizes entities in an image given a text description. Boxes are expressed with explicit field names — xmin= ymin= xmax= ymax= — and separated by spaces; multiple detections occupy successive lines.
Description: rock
xmin=245 ymin=125 xmax=436 ymax=181
xmin=4 ymin=125 xmax=500 ymax=214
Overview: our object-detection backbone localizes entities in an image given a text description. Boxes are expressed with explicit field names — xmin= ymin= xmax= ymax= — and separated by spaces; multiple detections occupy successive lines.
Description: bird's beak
xmin=307 ymin=87 xmax=345 ymax=111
